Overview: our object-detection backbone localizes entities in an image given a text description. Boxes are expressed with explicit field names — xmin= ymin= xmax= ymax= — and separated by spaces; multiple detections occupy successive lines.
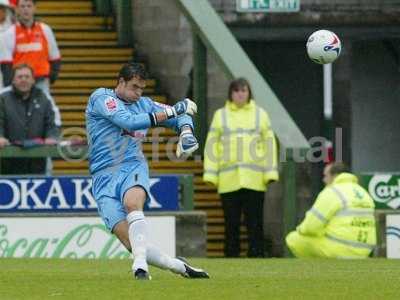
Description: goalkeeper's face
xmin=116 ymin=76 xmax=146 ymax=102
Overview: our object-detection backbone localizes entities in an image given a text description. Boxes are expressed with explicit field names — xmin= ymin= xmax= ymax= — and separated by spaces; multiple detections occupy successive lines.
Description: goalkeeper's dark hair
xmin=228 ymin=77 xmax=253 ymax=102
xmin=118 ymin=63 xmax=148 ymax=82
xmin=328 ymin=162 xmax=349 ymax=176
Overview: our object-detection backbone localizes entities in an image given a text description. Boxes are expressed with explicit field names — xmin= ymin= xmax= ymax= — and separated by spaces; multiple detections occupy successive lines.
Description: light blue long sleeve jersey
xmin=86 ymin=88 xmax=193 ymax=174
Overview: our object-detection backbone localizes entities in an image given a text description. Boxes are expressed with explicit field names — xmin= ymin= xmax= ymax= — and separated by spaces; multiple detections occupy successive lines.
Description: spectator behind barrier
xmin=0 ymin=0 xmax=62 ymax=126
xmin=0 ymin=64 xmax=59 ymax=175
xmin=203 ymin=77 xmax=279 ymax=258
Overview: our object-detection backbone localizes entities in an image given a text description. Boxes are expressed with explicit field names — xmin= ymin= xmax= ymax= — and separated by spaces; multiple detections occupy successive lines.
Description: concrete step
xmin=203 ymin=217 xmax=225 ymax=224
xmin=59 ymin=41 xmax=117 ymax=47
xmin=195 ymin=185 xmax=218 ymax=192
xmin=59 ymin=73 xmax=120 ymax=79
xmin=55 ymin=31 xmax=117 ymax=41
xmin=52 ymin=87 xmax=157 ymax=95
xmin=194 ymin=193 xmax=220 ymax=201
xmin=55 ymin=94 xmax=167 ymax=105
xmin=61 ymin=48 xmax=133 ymax=57
xmin=37 ymin=1 xmax=92 ymax=15
xmin=204 ymin=209 xmax=224 ymax=217
xmin=208 ymin=226 xmax=247 ymax=234
xmin=195 ymin=201 xmax=221 ymax=208
xmin=207 ymin=242 xmax=248 ymax=251
xmin=37 ymin=0 xmax=92 ymax=9
xmin=62 ymin=56 xmax=132 ymax=63
xmin=207 ymin=234 xmax=247 ymax=241
xmin=50 ymin=24 xmax=111 ymax=31
xmin=40 ymin=16 xmax=113 ymax=26
xmin=61 ymin=63 xmax=123 ymax=73
xmin=37 ymin=9 xmax=92 ymax=15
xmin=53 ymin=79 xmax=156 ymax=89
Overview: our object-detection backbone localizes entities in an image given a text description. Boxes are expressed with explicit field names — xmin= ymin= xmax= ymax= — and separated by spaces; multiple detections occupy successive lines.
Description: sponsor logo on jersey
xmin=121 ymin=129 xmax=145 ymax=139
xmin=16 ymin=42 xmax=43 ymax=52
xmin=105 ymin=98 xmax=117 ymax=112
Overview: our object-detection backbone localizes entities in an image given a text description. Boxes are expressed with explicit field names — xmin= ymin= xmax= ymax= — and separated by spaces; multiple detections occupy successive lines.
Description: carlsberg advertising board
xmin=359 ymin=174 xmax=400 ymax=209
xmin=0 ymin=217 xmax=175 ymax=259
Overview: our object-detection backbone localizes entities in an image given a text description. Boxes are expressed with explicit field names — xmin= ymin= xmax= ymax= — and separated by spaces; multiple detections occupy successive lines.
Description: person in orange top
xmin=0 ymin=0 xmax=61 ymax=125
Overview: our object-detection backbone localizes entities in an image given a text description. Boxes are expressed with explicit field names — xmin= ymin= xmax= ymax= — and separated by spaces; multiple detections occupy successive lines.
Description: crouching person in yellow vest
xmin=286 ymin=162 xmax=376 ymax=258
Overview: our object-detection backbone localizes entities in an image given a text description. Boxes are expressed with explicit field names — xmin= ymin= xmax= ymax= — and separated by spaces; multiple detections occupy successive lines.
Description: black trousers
xmin=220 ymin=189 xmax=265 ymax=258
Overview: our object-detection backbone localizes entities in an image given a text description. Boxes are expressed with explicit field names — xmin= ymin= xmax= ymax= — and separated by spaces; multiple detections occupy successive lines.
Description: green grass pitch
xmin=1 ymin=258 xmax=400 ymax=299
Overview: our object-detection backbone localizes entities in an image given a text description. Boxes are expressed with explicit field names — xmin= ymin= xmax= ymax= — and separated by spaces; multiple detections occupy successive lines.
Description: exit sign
xmin=237 ymin=0 xmax=300 ymax=12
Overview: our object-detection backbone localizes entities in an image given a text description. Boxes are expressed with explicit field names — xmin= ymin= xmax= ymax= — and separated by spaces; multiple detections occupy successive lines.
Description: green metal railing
xmin=179 ymin=174 xmax=195 ymax=211
xmin=0 ymin=145 xmax=86 ymax=159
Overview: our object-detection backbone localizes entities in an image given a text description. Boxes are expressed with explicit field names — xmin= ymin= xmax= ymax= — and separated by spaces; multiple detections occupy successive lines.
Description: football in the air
xmin=306 ymin=30 xmax=342 ymax=64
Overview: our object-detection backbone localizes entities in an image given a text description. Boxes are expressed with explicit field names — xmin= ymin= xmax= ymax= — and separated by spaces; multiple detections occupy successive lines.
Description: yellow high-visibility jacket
xmin=203 ymin=100 xmax=279 ymax=194
xmin=297 ymin=173 xmax=376 ymax=252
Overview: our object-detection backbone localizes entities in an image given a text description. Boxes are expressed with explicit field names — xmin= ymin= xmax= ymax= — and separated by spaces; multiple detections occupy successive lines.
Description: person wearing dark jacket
xmin=0 ymin=64 xmax=59 ymax=174
xmin=0 ymin=0 xmax=62 ymax=126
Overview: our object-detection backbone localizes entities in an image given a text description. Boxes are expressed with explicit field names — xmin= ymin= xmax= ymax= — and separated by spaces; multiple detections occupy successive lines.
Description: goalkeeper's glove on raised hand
xmin=176 ymin=128 xmax=199 ymax=158
xmin=165 ymin=98 xmax=197 ymax=119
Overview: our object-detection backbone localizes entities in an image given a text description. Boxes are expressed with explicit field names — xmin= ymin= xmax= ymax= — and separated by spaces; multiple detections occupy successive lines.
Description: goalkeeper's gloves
xmin=165 ymin=98 xmax=197 ymax=119
xmin=176 ymin=128 xmax=199 ymax=158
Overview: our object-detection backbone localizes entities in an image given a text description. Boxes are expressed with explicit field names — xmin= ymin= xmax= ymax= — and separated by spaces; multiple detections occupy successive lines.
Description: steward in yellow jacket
xmin=203 ymin=77 xmax=279 ymax=257
xmin=203 ymin=99 xmax=279 ymax=193
xmin=286 ymin=162 xmax=376 ymax=258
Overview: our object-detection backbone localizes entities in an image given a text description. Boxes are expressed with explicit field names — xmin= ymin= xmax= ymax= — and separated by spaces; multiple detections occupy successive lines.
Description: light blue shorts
xmin=92 ymin=162 xmax=150 ymax=231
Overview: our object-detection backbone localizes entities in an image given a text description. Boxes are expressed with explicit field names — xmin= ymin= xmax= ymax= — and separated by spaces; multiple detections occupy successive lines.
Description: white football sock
xmin=146 ymin=244 xmax=186 ymax=274
xmin=127 ymin=211 xmax=148 ymax=272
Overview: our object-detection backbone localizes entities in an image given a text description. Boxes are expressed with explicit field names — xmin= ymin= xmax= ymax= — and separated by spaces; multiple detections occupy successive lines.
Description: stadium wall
xmin=351 ymin=40 xmax=400 ymax=173
xmin=131 ymin=0 xmax=193 ymax=101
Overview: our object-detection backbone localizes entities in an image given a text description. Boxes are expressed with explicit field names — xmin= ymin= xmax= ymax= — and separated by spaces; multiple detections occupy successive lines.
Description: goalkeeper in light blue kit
xmin=86 ymin=63 xmax=209 ymax=280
